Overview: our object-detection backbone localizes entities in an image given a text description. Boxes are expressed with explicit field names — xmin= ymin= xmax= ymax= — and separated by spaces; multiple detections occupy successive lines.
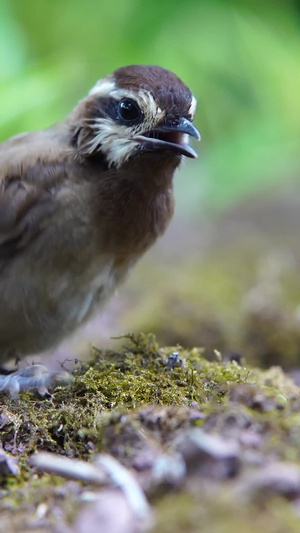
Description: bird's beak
xmin=134 ymin=116 xmax=201 ymax=159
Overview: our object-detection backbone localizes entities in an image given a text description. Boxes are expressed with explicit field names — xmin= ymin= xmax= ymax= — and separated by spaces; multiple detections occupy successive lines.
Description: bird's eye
xmin=118 ymin=99 xmax=141 ymax=123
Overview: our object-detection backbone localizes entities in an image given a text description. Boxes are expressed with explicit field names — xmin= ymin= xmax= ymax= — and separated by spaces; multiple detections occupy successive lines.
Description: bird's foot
xmin=0 ymin=364 xmax=74 ymax=399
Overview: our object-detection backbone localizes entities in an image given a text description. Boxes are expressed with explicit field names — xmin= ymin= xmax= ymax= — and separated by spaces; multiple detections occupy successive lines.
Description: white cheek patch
xmin=85 ymin=77 xmax=166 ymax=168
xmin=85 ymin=118 xmax=139 ymax=168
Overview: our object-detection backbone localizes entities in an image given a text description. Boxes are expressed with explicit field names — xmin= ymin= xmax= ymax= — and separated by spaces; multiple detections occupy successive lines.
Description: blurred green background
xmin=2 ymin=0 xmax=300 ymax=368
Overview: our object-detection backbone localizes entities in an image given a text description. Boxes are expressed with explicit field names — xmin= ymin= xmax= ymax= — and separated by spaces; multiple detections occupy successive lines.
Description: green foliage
xmin=1 ymin=0 xmax=300 ymax=212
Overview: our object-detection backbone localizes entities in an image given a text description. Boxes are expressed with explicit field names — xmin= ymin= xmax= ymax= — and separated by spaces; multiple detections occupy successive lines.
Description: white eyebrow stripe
xmin=89 ymin=80 xmax=165 ymax=124
xmin=89 ymin=79 xmax=144 ymax=103
xmin=188 ymin=95 xmax=197 ymax=118
xmin=89 ymin=77 xmax=116 ymax=96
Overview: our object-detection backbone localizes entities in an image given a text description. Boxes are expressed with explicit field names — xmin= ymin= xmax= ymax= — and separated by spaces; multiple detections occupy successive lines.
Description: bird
xmin=0 ymin=64 xmax=199 ymax=393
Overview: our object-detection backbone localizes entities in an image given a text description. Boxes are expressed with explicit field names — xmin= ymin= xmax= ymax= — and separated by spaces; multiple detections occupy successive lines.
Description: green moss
xmin=0 ymin=333 xmax=300 ymax=531
xmin=0 ymin=333 xmax=296 ymax=459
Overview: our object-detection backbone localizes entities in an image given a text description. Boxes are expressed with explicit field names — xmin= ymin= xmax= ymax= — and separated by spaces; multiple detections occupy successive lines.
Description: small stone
xmin=239 ymin=429 xmax=262 ymax=448
xmin=175 ymin=428 xmax=239 ymax=479
xmin=239 ymin=462 xmax=300 ymax=500
xmin=0 ymin=449 xmax=19 ymax=479
xmin=229 ymin=384 xmax=277 ymax=412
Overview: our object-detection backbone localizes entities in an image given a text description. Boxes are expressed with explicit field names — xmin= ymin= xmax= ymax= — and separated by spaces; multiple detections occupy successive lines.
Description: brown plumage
xmin=0 ymin=64 xmax=199 ymax=373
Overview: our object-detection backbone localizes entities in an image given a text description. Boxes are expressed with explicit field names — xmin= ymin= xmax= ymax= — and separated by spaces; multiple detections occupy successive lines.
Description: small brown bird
xmin=0 ymin=65 xmax=199 ymax=388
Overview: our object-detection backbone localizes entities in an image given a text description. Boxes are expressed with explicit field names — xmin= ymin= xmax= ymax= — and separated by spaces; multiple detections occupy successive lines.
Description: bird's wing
xmin=0 ymin=129 xmax=69 ymax=260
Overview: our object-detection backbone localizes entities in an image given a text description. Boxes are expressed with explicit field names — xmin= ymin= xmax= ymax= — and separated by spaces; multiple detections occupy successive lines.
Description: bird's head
xmin=72 ymin=65 xmax=200 ymax=169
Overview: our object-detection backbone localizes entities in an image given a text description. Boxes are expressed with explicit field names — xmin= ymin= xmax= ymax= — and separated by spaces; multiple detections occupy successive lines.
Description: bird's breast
xmin=93 ymin=166 xmax=175 ymax=260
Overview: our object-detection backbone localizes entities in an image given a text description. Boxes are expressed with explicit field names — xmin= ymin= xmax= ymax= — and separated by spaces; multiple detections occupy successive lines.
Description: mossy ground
xmin=0 ymin=333 xmax=300 ymax=532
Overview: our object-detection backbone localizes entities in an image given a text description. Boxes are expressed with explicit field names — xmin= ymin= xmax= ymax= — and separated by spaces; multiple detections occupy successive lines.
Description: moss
xmin=0 ymin=333 xmax=297 ymax=459
xmin=0 ymin=333 xmax=300 ymax=531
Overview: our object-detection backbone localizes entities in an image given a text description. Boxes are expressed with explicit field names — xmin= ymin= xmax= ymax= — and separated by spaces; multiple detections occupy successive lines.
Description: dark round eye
xmin=118 ymin=99 xmax=141 ymax=122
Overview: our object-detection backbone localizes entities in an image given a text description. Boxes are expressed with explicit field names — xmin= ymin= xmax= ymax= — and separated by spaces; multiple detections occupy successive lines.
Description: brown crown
xmin=113 ymin=65 xmax=193 ymax=118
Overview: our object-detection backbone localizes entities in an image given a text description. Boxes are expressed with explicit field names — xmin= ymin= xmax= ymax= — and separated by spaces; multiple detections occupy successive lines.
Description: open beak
xmin=134 ymin=116 xmax=201 ymax=159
